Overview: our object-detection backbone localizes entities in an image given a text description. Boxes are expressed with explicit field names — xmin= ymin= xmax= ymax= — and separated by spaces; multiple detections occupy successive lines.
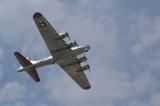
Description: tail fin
xmin=14 ymin=52 xmax=40 ymax=82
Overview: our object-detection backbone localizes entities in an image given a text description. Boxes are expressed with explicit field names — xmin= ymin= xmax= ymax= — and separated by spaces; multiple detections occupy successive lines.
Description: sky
xmin=0 ymin=0 xmax=160 ymax=106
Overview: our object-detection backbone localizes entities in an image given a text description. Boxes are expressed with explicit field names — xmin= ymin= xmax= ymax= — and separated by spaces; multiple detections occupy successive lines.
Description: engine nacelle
xmin=71 ymin=45 xmax=90 ymax=56
xmin=83 ymin=45 xmax=90 ymax=52
xmin=65 ymin=42 xmax=76 ymax=49
xmin=78 ymin=56 xmax=87 ymax=63
xmin=54 ymin=42 xmax=77 ymax=53
xmin=61 ymin=56 xmax=88 ymax=68
xmin=55 ymin=32 xmax=70 ymax=40
xmin=79 ymin=64 xmax=90 ymax=72
xmin=65 ymin=41 xmax=78 ymax=49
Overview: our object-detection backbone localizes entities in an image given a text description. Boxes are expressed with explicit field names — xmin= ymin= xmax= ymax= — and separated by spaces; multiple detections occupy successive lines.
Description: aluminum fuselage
xmin=18 ymin=45 xmax=89 ymax=72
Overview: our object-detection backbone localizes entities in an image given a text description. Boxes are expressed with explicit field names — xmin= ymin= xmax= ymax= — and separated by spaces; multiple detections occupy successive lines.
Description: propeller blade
xmin=88 ymin=64 xmax=90 ymax=71
xmin=73 ymin=41 xmax=78 ymax=46
xmin=66 ymin=32 xmax=70 ymax=40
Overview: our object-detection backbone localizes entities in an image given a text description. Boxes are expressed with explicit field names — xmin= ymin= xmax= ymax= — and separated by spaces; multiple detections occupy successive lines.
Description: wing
xmin=33 ymin=12 xmax=66 ymax=55
xmin=58 ymin=57 xmax=91 ymax=89
xmin=14 ymin=52 xmax=40 ymax=82
xmin=33 ymin=12 xmax=91 ymax=89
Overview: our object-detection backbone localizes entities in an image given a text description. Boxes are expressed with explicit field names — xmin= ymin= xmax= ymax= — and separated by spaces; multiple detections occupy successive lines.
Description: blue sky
xmin=0 ymin=0 xmax=160 ymax=106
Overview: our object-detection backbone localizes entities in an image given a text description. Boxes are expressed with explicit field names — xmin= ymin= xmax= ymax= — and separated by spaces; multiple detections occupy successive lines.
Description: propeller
xmin=87 ymin=64 xmax=90 ymax=72
xmin=83 ymin=56 xmax=88 ymax=63
xmin=80 ymin=64 xmax=90 ymax=72
xmin=66 ymin=32 xmax=70 ymax=40
xmin=84 ymin=57 xmax=88 ymax=62
xmin=73 ymin=41 xmax=78 ymax=46
xmin=78 ymin=56 xmax=88 ymax=63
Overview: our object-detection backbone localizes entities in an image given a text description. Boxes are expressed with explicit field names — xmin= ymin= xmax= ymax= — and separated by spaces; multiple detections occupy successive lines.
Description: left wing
xmin=33 ymin=12 xmax=66 ymax=55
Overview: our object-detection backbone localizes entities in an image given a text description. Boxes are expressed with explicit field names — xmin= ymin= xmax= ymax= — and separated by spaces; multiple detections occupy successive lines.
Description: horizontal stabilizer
xmin=14 ymin=52 xmax=40 ymax=82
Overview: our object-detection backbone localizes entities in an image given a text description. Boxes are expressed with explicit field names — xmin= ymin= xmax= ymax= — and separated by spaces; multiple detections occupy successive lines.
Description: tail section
xmin=14 ymin=52 xmax=40 ymax=82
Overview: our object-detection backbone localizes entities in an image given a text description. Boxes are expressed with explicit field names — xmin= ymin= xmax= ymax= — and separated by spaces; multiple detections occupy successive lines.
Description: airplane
xmin=14 ymin=12 xmax=91 ymax=90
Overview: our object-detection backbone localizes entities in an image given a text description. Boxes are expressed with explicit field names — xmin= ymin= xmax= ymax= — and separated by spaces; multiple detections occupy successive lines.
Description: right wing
xmin=58 ymin=57 xmax=91 ymax=89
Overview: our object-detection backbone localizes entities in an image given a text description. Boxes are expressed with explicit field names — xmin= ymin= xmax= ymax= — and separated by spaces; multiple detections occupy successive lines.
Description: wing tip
xmin=84 ymin=85 xmax=91 ymax=90
xmin=14 ymin=51 xmax=21 ymax=57
xmin=35 ymin=78 xmax=40 ymax=82
xmin=33 ymin=12 xmax=42 ymax=19
xmin=14 ymin=51 xmax=19 ymax=55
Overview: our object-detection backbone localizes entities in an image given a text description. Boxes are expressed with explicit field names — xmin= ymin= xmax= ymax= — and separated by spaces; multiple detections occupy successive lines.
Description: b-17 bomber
xmin=15 ymin=12 xmax=91 ymax=90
